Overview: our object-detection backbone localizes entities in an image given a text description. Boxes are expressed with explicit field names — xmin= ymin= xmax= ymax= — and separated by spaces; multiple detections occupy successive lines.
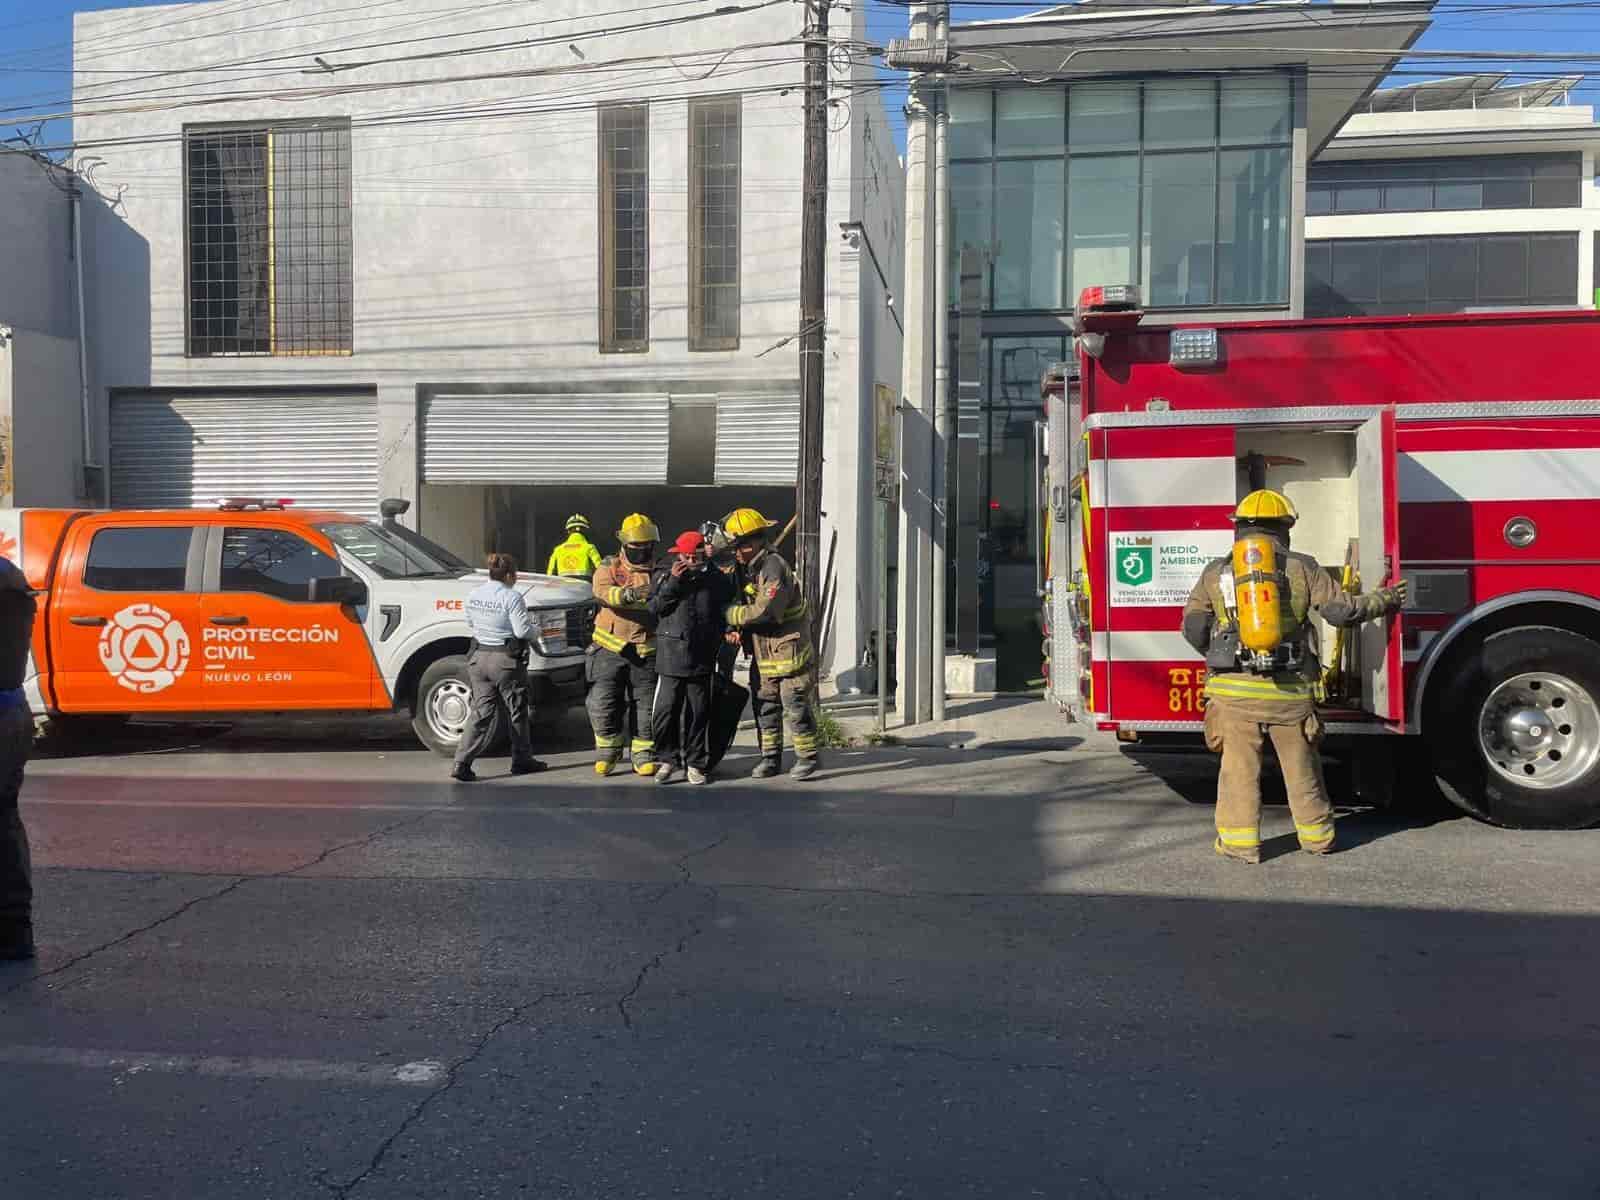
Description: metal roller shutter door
xmin=110 ymin=392 xmax=380 ymax=515
xmin=423 ymin=393 xmax=671 ymax=484
xmin=715 ymin=392 xmax=800 ymax=484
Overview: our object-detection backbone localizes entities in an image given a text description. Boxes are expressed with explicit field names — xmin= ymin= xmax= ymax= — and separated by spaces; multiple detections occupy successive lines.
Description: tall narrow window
xmin=689 ymin=96 xmax=741 ymax=350
xmin=600 ymin=104 xmax=649 ymax=352
xmin=185 ymin=121 xmax=352 ymax=357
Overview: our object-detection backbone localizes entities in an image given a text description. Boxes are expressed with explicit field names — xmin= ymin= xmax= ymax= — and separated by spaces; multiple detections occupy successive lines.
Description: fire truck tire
xmin=1427 ymin=626 xmax=1600 ymax=830
xmin=411 ymin=655 xmax=507 ymax=758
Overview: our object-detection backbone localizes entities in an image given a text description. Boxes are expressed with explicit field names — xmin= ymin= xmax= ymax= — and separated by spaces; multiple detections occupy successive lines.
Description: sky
xmin=3 ymin=0 xmax=1600 ymax=156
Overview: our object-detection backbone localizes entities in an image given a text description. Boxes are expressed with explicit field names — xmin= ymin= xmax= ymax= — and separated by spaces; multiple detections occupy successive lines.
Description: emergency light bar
xmin=217 ymin=497 xmax=294 ymax=511
xmin=1075 ymin=285 xmax=1144 ymax=347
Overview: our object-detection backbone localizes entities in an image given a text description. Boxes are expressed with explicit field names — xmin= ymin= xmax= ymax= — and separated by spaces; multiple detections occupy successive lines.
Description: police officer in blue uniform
xmin=0 ymin=553 xmax=36 ymax=961
xmin=451 ymin=553 xmax=547 ymax=782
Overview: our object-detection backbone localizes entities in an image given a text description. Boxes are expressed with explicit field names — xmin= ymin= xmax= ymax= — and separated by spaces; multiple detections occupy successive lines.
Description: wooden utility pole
xmin=795 ymin=0 xmax=829 ymax=619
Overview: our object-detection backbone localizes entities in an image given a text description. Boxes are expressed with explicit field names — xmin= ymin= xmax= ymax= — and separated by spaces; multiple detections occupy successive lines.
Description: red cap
xmin=670 ymin=531 xmax=705 ymax=555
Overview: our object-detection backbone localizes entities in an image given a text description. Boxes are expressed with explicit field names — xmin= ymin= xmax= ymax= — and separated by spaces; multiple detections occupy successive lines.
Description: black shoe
xmin=510 ymin=759 xmax=548 ymax=776
xmin=450 ymin=765 xmax=478 ymax=783
xmin=0 ymin=926 xmax=35 ymax=962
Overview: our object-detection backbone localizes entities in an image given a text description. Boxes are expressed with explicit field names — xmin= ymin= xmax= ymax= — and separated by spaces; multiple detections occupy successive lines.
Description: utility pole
xmin=794 ymin=0 xmax=830 ymax=621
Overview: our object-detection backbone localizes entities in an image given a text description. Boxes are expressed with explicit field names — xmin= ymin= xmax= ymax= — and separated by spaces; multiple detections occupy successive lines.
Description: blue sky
xmin=2 ymin=0 xmax=1599 ymax=155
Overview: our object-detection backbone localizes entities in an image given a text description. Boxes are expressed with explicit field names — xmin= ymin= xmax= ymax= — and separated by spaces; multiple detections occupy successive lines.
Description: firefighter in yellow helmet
xmin=587 ymin=513 xmax=661 ymax=776
xmin=721 ymin=508 xmax=821 ymax=780
xmin=547 ymin=514 xmax=603 ymax=581
xmin=1180 ymin=490 xmax=1406 ymax=862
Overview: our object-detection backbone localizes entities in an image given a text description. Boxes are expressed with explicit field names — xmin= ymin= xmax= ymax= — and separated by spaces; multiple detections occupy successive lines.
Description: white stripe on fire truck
xmin=1091 ymin=631 xmax=1200 ymax=662
xmin=1399 ymin=449 xmax=1600 ymax=504
xmin=1088 ymin=457 xmax=1236 ymax=510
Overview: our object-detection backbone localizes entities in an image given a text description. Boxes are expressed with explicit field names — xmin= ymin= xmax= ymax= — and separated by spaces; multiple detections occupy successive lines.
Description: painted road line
xmin=0 ymin=1046 xmax=448 ymax=1088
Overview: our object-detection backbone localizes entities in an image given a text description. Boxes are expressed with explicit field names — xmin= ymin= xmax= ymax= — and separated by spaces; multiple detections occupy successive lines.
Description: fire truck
xmin=1043 ymin=286 xmax=1600 ymax=831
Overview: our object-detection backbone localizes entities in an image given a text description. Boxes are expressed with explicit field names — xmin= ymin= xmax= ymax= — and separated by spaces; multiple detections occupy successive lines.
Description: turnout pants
xmin=755 ymin=668 xmax=820 ymax=765
xmin=587 ymin=646 xmax=657 ymax=766
xmin=454 ymin=648 xmax=533 ymax=770
xmin=1205 ymin=696 xmax=1336 ymax=857
xmin=653 ymin=674 xmax=712 ymax=772
xmin=0 ymin=703 xmax=34 ymax=939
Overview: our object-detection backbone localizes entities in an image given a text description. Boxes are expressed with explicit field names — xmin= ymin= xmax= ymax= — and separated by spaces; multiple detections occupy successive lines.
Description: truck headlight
xmin=535 ymin=612 xmax=569 ymax=657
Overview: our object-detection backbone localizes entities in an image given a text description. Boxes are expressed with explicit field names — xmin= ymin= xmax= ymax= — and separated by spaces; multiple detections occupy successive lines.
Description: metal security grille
xmin=110 ymin=392 xmax=379 ymax=515
xmin=185 ymin=122 xmax=353 ymax=357
xmin=422 ymin=393 xmax=670 ymax=483
xmin=714 ymin=392 xmax=799 ymax=484
xmin=690 ymin=96 xmax=741 ymax=350
xmin=599 ymin=105 xmax=649 ymax=352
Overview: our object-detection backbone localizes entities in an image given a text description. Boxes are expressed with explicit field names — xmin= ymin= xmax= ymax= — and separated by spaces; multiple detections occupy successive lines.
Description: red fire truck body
xmin=1044 ymin=299 xmax=1600 ymax=829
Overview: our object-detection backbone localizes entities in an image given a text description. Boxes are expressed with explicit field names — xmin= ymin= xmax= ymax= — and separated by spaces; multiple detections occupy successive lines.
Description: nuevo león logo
xmin=99 ymin=603 xmax=191 ymax=694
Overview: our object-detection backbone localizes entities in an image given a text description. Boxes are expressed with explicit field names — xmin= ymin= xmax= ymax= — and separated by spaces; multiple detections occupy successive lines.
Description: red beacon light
xmin=1075 ymin=284 xmax=1145 ymax=358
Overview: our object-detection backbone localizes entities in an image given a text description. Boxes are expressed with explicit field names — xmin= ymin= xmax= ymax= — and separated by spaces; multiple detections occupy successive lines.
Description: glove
xmin=620 ymin=586 xmax=642 ymax=605
xmin=1379 ymin=580 xmax=1408 ymax=611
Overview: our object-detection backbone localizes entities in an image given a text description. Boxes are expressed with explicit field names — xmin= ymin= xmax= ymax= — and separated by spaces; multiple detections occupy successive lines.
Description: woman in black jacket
xmin=648 ymin=531 xmax=737 ymax=784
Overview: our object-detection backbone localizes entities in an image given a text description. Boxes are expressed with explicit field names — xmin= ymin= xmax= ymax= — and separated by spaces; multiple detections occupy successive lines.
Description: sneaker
xmin=1213 ymin=837 xmax=1261 ymax=865
xmin=0 ymin=926 xmax=34 ymax=962
xmin=510 ymin=759 xmax=547 ymax=777
xmin=790 ymin=758 xmax=819 ymax=781
xmin=655 ymin=765 xmax=677 ymax=785
xmin=450 ymin=765 xmax=478 ymax=783
xmin=686 ymin=767 xmax=708 ymax=786
xmin=634 ymin=762 xmax=659 ymax=778
xmin=750 ymin=759 xmax=781 ymax=779
xmin=595 ymin=761 xmax=616 ymax=778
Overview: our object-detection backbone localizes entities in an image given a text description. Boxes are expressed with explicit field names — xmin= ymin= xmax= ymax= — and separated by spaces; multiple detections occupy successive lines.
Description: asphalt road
xmin=3 ymin=705 xmax=1599 ymax=1199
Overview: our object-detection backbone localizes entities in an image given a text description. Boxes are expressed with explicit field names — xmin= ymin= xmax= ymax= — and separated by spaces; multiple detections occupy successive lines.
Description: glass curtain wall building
xmin=943 ymin=73 xmax=1296 ymax=686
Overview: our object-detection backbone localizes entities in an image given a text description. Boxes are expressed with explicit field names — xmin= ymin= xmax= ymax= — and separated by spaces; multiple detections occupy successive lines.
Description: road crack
xmin=1 ymin=812 xmax=432 ymax=999
xmin=616 ymin=829 xmax=730 ymax=1030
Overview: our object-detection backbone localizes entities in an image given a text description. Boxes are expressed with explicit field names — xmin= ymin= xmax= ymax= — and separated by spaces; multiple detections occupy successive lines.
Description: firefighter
xmin=721 ymin=508 xmax=821 ymax=780
xmin=1181 ymin=490 xmax=1406 ymax=863
xmin=547 ymin=514 xmax=603 ymax=581
xmin=588 ymin=513 xmax=661 ymax=776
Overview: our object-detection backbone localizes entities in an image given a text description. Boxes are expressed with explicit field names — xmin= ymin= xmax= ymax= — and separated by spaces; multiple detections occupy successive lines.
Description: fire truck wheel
xmin=1427 ymin=626 xmax=1600 ymax=830
xmin=411 ymin=655 xmax=506 ymax=758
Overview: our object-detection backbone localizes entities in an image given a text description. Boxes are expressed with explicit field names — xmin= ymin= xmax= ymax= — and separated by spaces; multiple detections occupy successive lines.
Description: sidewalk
xmin=819 ymin=692 xmax=1082 ymax=752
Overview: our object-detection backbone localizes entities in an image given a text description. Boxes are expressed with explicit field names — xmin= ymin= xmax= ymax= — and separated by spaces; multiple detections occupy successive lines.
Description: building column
xmin=377 ymin=382 xmax=420 ymax=527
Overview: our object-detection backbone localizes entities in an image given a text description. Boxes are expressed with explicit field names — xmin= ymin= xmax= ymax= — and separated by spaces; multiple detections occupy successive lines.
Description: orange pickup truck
xmin=1 ymin=498 xmax=595 ymax=754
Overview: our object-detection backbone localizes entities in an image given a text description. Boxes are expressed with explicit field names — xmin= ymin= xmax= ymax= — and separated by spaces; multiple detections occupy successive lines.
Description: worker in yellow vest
xmin=1180 ymin=490 xmax=1405 ymax=863
xmin=547 ymin=514 xmax=603 ymax=580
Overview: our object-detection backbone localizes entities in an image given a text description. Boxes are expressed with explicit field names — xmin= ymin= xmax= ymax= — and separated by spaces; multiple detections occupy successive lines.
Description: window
xmin=185 ymin=122 xmax=352 ymax=357
xmin=221 ymin=528 xmax=341 ymax=602
xmin=317 ymin=522 xmax=469 ymax=580
xmin=1307 ymin=154 xmax=1582 ymax=216
xmin=1305 ymin=233 xmax=1579 ymax=316
xmin=689 ymin=97 xmax=740 ymax=351
xmin=84 ymin=528 xmax=194 ymax=592
xmin=600 ymin=104 xmax=649 ymax=352
xmin=949 ymin=74 xmax=1295 ymax=311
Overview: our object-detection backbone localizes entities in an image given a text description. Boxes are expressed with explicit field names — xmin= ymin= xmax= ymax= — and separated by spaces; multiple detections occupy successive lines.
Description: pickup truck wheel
xmin=1426 ymin=626 xmax=1600 ymax=829
xmin=412 ymin=656 xmax=505 ymax=758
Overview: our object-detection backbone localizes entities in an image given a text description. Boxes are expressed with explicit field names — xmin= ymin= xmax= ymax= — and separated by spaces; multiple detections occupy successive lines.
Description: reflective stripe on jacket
xmin=725 ymin=547 xmax=814 ymax=680
xmin=592 ymin=555 xmax=657 ymax=655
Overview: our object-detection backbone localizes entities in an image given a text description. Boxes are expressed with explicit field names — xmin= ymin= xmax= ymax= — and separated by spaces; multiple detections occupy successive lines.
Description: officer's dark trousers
xmin=652 ymin=674 xmax=712 ymax=772
xmin=454 ymin=648 xmax=532 ymax=770
xmin=586 ymin=646 xmax=657 ymax=766
xmin=0 ymin=704 xmax=34 ymax=941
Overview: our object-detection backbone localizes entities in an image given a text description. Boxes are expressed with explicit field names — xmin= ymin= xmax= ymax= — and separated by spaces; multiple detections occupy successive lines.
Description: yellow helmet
xmin=617 ymin=513 xmax=660 ymax=545
xmin=722 ymin=508 xmax=776 ymax=540
xmin=565 ymin=513 xmax=591 ymax=532
xmin=1233 ymin=490 xmax=1297 ymax=526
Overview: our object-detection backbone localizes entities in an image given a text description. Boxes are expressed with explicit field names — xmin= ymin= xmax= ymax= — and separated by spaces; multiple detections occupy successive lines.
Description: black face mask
xmin=623 ymin=544 xmax=654 ymax=566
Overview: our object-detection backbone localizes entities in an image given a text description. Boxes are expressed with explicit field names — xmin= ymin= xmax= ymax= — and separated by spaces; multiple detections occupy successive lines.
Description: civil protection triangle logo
xmin=99 ymin=603 xmax=191 ymax=694
xmin=1114 ymin=536 xmax=1155 ymax=587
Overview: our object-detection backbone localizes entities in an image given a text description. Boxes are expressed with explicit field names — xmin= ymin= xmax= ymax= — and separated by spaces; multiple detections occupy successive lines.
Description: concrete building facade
xmin=0 ymin=146 xmax=89 ymax=508
xmin=1307 ymin=74 xmax=1600 ymax=316
xmin=72 ymin=0 xmax=903 ymax=688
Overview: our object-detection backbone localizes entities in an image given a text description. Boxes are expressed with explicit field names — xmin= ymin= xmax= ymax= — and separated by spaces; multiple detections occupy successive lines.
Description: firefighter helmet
xmin=617 ymin=513 xmax=660 ymax=545
xmin=565 ymin=513 xmax=591 ymax=532
xmin=722 ymin=508 xmax=776 ymax=541
xmin=1232 ymin=490 xmax=1297 ymax=527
